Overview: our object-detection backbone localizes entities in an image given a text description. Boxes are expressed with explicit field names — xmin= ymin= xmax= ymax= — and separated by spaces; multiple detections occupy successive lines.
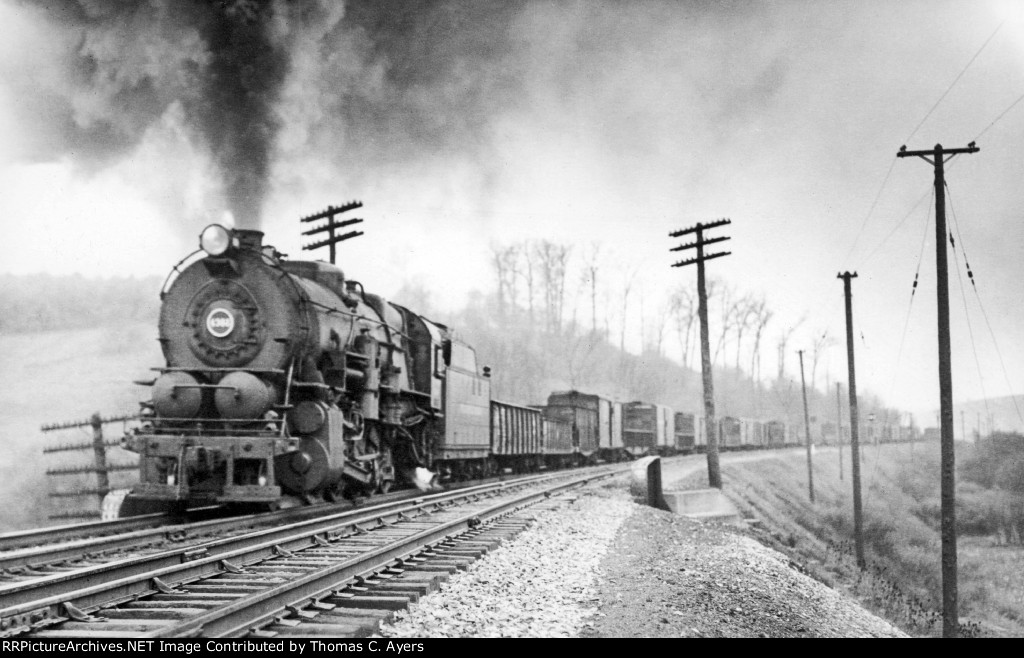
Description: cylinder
xmin=274 ymin=438 xmax=340 ymax=494
xmin=289 ymin=400 xmax=328 ymax=435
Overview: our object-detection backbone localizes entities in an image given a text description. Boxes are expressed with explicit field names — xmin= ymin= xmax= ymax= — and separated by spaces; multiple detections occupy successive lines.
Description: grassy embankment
xmin=678 ymin=443 xmax=1024 ymax=637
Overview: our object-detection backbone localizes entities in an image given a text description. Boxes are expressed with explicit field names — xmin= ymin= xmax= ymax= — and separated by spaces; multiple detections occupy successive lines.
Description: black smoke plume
xmin=9 ymin=1 xmax=786 ymax=228
xmin=189 ymin=1 xmax=289 ymax=226
xmin=11 ymin=0 xmax=334 ymax=226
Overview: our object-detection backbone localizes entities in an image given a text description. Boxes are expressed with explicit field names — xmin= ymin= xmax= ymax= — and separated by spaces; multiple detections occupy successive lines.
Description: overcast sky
xmin=1 ymin=0 xmax=1023 ymax=426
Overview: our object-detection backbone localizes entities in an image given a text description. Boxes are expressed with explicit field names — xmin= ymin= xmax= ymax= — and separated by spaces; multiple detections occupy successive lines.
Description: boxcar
xmin=543 ymin=415 xmax=575 ymax=459
xmin=695 ymin=415 xmax=707 ymax=451
xmin=545 ymin=391 xmax=615 ymax=460
xmin=747 ymin=419 xmax=766 ymax=449
xmin=606 ymin=400 xmax=625 ymax=460
xmin=623 ymin=402 xmax=675 ymax=456
xmin=765 ymin=420 xmax=788 ymax=448
xmin=719 ymin=416 xmax=743 ymax=448
xmin=674 ymin=412 xmax=696 ymax=453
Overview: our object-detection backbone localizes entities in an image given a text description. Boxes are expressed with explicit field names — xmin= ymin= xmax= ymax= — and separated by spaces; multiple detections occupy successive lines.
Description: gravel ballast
xmin=584 ymin=504 xmax=906 ymax=637
xmin=380 ymin=485 xmax=634 ymax=637
xmin=378 ymin=480 xmax=907 ymax=638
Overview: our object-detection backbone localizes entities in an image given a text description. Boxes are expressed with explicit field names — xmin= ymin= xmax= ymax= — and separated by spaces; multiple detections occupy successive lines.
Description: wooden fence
xmin=41 ymin=413 xmax=139 ymax=520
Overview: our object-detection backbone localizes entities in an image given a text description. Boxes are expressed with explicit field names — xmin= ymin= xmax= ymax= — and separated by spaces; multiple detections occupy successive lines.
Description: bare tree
xmin=491 ymin=243 xmax=519 ymax=320
xmin=641 ymin=290 xmax=671 ymax=356
xmin=712 ymin=280 xmax=734 ymax=366
xmin=519 ymin=242 xmax=535 ymax=326
xmin=810 ymin=329 xmax=838 ymax=391
xmin=507 ymin=244 xmax=523 ymax=315
xmin=651 ymin=296 xmax=672 ymax=356
xmin=749 ymin=298 xmax=773 ymax=381
xmin=669 ymin=284 xmax=698 ymax=368
xmin=733 ymin=294 xmax=760 ymax=372
xmin=618 ymin=266 xmax=639 ymax=352
xmin=639 ymin=286 xmax=646 ymax=352
xmin=580 ymin=242 xmax=602 ymax=335
xmin=534 ymin=241 xmax=572 ymax=335
xmin=565 ymin=330 xmax=600 ymax=388
xmin=776 ymin=315 xmax=806 ymax=380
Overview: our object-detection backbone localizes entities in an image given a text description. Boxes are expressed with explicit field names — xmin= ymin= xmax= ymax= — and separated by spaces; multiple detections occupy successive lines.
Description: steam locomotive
xmin=122 ymin=224 xmax=483 ymax=512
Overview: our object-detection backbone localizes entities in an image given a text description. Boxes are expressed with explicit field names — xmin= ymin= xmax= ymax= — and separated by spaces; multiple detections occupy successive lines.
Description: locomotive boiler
xmin=121 ymin=224 xmax=490 ymax=512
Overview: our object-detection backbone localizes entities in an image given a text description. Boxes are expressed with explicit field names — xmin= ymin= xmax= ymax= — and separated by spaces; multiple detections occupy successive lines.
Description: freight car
xmin=622 ymin=402 xmax=674 ymax=456
xmin=765 ymin=420 xmax=789 ymax=447
xmin=545 ymin=391 xmax=628 ymax=462
xmin=673 ymin=412 xmax=697 ymax=454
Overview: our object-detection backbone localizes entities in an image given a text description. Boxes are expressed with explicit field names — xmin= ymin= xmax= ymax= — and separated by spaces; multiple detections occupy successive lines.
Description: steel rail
xmin=157 ymin=470 xmax=611 ymax=638
xmin=0 ymin=513 xmax=174 ymax=553
xmin=0 ymin=467 xmax=621 ymax=635
xmin=0 ymin=466 xmax=609 ymax=572
xmin=0 ymin=491 xmax=422 ymax=574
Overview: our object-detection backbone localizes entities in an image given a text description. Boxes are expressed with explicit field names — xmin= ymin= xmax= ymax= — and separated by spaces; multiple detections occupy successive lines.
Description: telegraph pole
xmin=836 ymin=382 xmax=844 ymax=481
xmin=798 ymin=349 xmax=814 ymax=502
xmin=838 ymin=271 xmax=864 ymax=567
xmin=669 ymin=218 xmax=731 ymax=489
xmin=898 ymin=142 xmax=978 ymax=638
xmin=300 ymin=201 xmax=365 ymax=264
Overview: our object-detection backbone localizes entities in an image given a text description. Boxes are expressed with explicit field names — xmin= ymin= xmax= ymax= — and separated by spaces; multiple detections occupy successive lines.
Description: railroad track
xmin=0 ymin=513 xmax=183 ymax=554
xmin=0 ymin=466 xmax=622 ymax=638
xmin=0 ymin=465 xmax=601 ymax=577
xmin=0 ymin=487 xmax=441 ymax=579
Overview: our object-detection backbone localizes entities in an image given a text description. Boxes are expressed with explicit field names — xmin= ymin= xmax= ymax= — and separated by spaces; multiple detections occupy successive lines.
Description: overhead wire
xmin=842 ymin=158 xmax=898 ymax=269
xmin=836 ymin=18 xmax=1014 ymax=467
xmin=847 ymin=18 xmax=1002 ymax=270
xmin=945 ymin=183 xmax=1024 ymax=427
xmin=973 ymin=89 xmax=1024 ymax=142
xmin=861 ymin=186 xmax=933 ymax=267
xmin=944 ymin=181 xmax=992 ymax=430
xmin=903 ymin=20 xmax=1005 ymax=145
xmin=884 ymin=188 xmax=933 ymax=404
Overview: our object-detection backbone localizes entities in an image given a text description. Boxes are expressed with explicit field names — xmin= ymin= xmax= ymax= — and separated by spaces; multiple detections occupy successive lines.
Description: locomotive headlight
xmin=199 ymin=224 xmax=232 ymax=256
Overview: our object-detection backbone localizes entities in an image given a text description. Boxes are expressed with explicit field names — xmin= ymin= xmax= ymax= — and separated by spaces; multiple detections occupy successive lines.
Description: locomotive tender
xmin=119 ymin=222 xmax=818 ymax=515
